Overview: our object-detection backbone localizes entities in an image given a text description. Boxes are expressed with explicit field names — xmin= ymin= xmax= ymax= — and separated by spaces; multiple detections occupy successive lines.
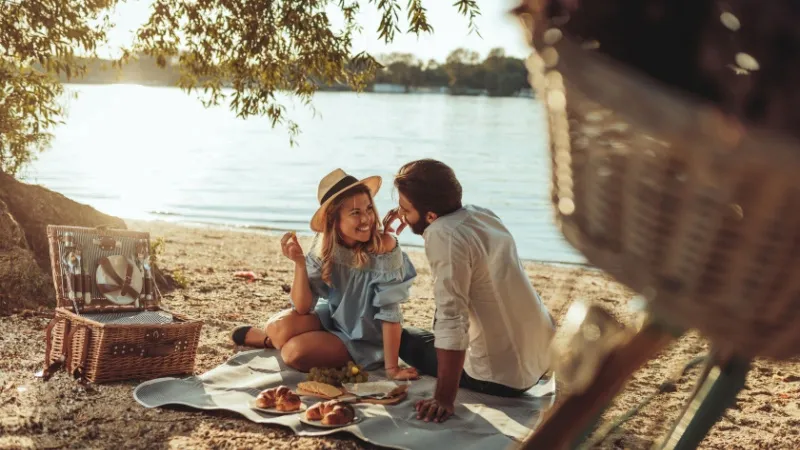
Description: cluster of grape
xmin=307 ymin=361 xmax=369 ymax=386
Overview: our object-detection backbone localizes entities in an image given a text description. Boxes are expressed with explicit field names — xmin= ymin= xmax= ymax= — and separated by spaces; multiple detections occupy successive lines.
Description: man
xmin=382 ymin=159 xmax=555 ymax=424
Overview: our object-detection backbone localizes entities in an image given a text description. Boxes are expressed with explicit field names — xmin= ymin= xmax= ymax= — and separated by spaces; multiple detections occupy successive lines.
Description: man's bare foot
xmin=231 ymin=325 xmax=274 ymax=348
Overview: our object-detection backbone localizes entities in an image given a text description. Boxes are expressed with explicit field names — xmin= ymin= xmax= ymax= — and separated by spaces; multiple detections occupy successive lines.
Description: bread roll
xmin=305 ymin=401 xmax=325 ymax=420
xmin=275 ymin=391 xmax=301 ymax=412
xmin=304 ymin=400 xmax=355 ymax=425
xmin=321 ymin=403 xmax=355 ymax=425
xmin=256 ymin=385 xmax=299 ymax=410
xmin=255 ymin=389 xmax=276 ymax=409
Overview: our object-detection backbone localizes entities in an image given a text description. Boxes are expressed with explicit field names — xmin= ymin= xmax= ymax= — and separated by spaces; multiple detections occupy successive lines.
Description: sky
xmin=105 ymin=0 xmax=532 ymax=62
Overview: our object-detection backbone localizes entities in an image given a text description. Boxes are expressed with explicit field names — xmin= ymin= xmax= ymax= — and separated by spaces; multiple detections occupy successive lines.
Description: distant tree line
xmin=53 ymin=56 xmax=181 ymax=86
xmin=372 ymin=48 xmax=530 ymax=97
xmin=55 ymin=47 xmax=530 ymax=98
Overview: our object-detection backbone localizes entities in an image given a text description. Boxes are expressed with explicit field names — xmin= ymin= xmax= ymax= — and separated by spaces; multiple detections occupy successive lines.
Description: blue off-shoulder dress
xmin=295 ymin=237 xmax=417 ymax=370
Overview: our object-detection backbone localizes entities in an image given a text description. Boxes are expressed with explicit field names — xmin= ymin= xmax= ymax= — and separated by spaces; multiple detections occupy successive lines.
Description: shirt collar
xmin=422 ymin=206 xmax=466 ymax=240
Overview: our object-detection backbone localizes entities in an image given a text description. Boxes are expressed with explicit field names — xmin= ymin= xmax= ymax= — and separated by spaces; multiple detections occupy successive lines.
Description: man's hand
xmin=415 ymin=397 xmax=455 ymax=423
xmin=382 ymin=208 xmax=407 ymax=235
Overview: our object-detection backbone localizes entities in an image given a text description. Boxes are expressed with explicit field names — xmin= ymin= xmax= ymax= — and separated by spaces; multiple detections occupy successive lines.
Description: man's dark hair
xmin=394 ymin=159 xmax=463 ymax=216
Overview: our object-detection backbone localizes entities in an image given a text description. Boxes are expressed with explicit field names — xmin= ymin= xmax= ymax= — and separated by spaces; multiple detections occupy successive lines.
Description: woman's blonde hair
xmin=316 ymin=184 xmax=383 ymax=285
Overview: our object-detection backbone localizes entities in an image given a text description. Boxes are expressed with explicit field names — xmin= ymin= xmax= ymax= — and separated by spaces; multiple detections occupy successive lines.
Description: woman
xmin=231 ymin=169 xmax=419 ymax=381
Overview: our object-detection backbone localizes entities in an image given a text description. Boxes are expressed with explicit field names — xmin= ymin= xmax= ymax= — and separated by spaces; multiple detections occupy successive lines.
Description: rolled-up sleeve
xmin=426 ymin=230 xmax=471 ymax=351
xmin=373 ymin=253 xmax=417 ymax=323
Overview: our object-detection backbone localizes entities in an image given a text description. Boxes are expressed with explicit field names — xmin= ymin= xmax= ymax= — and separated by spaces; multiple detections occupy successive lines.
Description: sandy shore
xmin=1 ymin=220 xmax=798 ymax=449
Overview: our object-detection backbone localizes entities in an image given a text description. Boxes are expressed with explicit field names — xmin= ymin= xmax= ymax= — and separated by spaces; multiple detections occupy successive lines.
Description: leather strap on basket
xmin=41 ymin=317 xmax=71 ymax=381
xmin=97 ymin=258 xmax=140 ymax=299
xmin=65 ymin=324 xmax=92 ymax=383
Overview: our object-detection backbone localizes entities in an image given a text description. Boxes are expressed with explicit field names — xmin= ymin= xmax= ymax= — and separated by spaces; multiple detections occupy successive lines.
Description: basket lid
xmin=46 ymin=225 xmax=161 ymax=313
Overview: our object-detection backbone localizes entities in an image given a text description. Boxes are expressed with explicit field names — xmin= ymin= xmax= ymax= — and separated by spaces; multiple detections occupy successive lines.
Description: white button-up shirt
xmin=424 ymin=205 xmax=555 ymax=389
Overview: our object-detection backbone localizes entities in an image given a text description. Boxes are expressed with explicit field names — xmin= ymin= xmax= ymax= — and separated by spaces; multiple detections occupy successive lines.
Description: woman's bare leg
xmin=279 ymin=331 xmax=352 ymax=372
xmin=237 ymin=309 xmax=321 ymax=348
xmin=265 ymin=309 xmax=322 ymax=349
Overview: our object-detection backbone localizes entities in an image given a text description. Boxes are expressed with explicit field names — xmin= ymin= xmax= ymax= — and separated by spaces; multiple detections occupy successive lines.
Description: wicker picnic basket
xmin=515 ymin=1 xmax=800 ymax=360
xmin=43 ymin=225 xmax=203 ymax=383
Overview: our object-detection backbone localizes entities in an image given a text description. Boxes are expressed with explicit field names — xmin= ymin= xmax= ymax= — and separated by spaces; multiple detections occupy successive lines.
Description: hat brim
xmin=309 ymin=175 xmax=382 ymax=232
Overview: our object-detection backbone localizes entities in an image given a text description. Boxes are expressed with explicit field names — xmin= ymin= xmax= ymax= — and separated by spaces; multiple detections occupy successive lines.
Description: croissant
xmin=321 ymin=403 xmax=355 ymax=425
xmin=305 ymin=400 xmax=355 ymax=425
xmin=255 ymin=389 xmax=277 ymax=409
xmin=256 ymin=385 xmax=300 ymax=411
xmin=305 ymin=401 xmax=326 ymax=420
xmin=275 ymin=391 xmax=301 ymax=412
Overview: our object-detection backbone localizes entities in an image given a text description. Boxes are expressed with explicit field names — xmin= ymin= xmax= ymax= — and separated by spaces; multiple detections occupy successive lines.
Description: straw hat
xmin=310 ymin=169 xmax=382 ymax=232
xmin=96 ymin=255 xmax=144 ymax=305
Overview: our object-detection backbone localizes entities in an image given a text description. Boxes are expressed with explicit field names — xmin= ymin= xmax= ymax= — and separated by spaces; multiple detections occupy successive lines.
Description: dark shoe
xmin=231 ymin=325 xmax=273 ymax=348
xmin=231 ymin=325 xmax=252 ymax=346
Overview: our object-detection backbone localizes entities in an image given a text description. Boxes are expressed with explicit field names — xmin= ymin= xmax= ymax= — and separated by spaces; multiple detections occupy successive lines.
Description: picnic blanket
xmin=133 ymin=349 xmax=556 ymax=450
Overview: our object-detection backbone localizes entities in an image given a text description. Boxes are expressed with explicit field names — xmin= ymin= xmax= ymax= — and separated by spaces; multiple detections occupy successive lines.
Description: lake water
xmin=20 ymin=84 xmax=586 ymax=265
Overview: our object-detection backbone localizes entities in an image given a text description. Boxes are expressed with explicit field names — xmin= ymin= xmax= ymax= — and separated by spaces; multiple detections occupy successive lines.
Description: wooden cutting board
xmin=296 ymin=388 xmax=339 ymax=400
xmin=352 ymin=391 xmax=407 ymax=405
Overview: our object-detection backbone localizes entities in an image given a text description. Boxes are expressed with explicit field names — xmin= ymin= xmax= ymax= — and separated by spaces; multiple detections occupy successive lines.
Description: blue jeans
xmin=398 ymin=327 xmax=532 ymax=398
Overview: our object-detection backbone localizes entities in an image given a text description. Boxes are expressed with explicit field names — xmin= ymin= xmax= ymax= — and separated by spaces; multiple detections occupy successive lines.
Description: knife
xmin=339 ymin=385 xmax=409 ymax=403
xmin=338 ymin=392 xmax=396 ymax=403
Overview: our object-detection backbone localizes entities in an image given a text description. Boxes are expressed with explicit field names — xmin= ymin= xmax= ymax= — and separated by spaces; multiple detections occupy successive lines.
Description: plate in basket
xmin=249 ymin=399 xmax=308 ymax=415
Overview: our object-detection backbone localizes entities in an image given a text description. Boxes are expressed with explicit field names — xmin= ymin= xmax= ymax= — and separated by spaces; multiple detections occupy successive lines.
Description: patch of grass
xmin=149 ymin=237 xmax=165 ymax=266
xmin=171 ymin=269 xmax=189 ymax=289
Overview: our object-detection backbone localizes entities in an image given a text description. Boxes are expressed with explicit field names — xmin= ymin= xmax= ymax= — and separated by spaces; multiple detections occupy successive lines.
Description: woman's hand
xmin=386 ymin=366 xmax=419 ymax=381
xmin=382 ymin=208 xmax=407 ymax=235
xmin=280 ymin=232 xmax=305 ymax=264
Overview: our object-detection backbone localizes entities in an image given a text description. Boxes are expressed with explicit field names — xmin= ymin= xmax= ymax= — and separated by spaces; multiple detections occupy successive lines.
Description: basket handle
xmin=40 ymin=317 xmax=71 ymax=381
xmin=65 ymin=324 xmax=92 ymax=383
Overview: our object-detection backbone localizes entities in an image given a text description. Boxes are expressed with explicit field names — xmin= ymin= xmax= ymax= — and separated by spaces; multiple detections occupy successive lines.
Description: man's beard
xmin=409 ymin=216 xmax=429 ymax=235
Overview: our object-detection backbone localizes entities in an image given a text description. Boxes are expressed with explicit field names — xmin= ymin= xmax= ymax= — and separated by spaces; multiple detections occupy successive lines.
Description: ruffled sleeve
xmin=301 ymin=253 xmax=330 ymax=310
xmin=372 ymin=250 xmax=417 ymax=323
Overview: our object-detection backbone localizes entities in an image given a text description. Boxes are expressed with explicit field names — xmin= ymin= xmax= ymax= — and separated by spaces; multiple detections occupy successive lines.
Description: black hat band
xmin=320 ymin=175 xmax=359 ymax=205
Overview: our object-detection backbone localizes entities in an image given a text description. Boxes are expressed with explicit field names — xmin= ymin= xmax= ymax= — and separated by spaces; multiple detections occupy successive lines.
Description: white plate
xmin=96 ymin=255 xmax=144 ymax=305
xmin=249 ymin=399 xmax=308 ymax=415
xmin=298 ymin=414 xmax=363 ymax=428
